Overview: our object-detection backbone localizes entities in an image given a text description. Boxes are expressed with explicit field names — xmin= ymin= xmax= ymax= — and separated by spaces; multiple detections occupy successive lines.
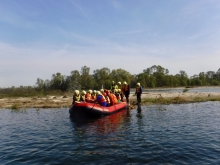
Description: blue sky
xmin=1 ymin=0 xmax=220 ymax=87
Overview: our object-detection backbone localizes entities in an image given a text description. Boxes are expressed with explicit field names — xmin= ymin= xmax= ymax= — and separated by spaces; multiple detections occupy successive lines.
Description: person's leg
xmin=137 ymin=94 xmax=141 ymax=103
xmin=127 ymin=96 xmax=130 ymax=106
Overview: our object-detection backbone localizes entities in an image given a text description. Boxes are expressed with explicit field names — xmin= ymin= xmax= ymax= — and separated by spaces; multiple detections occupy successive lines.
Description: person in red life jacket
xmin=95 ymin=91 xmax=107 ymax=107
xmin=100 ymin=88 xmax=106 ymax=96
xmin=135 ymin=82 xmax=143 ymax=103
xmin=91 ymin=90 xmax=97 ymax=101
xmin=72 ymin=90 xmax=81 ymax=104
xmin=105 ymin=90 xmax=111 ymax=106
xmin=123 ymin=81 xmax=130 ymax=105
xmin=85 ymin=89 xmax=92 ymax=102
xmin=107 ymin=91 xmax=118 ymax=105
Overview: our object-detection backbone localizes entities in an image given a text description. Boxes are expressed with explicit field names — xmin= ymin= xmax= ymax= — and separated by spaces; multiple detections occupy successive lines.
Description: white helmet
xmin=118 ymin=89 xmax=121 ymax=92
xmin=81 ymin=90 xmax=86 ymax=95
xmin=118 ymin=82 xmax=121 ymax=85
xmin=75 ymin=90 xmax=79 ymax=95
xmin=93 ymin=90 xmax=96 ymax=94
xmin=88 ymin=89 xmax=92 ymax=94
xmin=96 ymin=91 xmax=101 ymax=95
xmin=100 ymin=89 xmax=104 ymax=92
xmin=124 ymin=81 xmax=127 ymax=85
xmin=137 ymin=83 xmax=140 ymax=86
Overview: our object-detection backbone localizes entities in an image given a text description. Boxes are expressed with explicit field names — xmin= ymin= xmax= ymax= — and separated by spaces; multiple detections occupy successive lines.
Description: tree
xmin=136 ymin=73 xmax=149 ymax=88
xmin=93 ymin=67 xmax=111 ymax=89
xmin=69 ymin=70 xmax=81 ymax=90
xmin=80 ymin=66 xmax=94 ymax=90
xmin=36 ymin=78 xmax=44 ymax=91
xmin=110 ymin=68 xmax=131 ymax=85
xmin=50 ymin=72 xmax=64 ymax=90
xmin=143 ymin=65 xmax=169 ymax=75
xmin=179 ymin=70 xmax=188 ymax=86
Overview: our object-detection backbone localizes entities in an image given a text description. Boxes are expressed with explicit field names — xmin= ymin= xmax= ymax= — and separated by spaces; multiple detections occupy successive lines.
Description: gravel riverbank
xmin=1 ymin=91 xmax=220 ymax=109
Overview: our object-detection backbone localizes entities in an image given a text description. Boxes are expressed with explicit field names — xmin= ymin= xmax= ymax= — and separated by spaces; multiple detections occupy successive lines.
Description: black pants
xmin=137 ymin=94 xmax=141 ymax=103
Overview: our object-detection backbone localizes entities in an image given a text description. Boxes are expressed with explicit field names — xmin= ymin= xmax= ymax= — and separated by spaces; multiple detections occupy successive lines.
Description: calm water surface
xmin=134 ymin=86 xmax=220 ymax=93
xmin=1 ymin=102 xmax=220 ymax=164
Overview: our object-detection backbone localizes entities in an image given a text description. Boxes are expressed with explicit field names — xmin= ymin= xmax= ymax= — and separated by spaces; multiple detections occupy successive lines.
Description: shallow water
xmin=1 ymin=102 xmax=220 ymax=164
xmin=131 ymin=86 xmax=220 ymax=93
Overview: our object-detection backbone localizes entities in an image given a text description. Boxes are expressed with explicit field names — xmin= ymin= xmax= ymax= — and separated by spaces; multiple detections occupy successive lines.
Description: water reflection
xmin=70 ymin=109 xmax=130 ymax=135
xmin=137 ymin=103 xmax=142 ymax=113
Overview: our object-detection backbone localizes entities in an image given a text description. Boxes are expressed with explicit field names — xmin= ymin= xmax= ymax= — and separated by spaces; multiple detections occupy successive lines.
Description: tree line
xmin=1 ymin=65 xmax=220 ymax=97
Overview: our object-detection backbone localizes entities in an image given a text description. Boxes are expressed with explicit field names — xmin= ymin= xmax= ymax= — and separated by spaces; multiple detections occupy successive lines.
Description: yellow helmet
xmin=81 ymin=90 xmax=86 ymax=95
xmin=96 ymin=91 xmax=101 ymax=95
xmin=115 ymin=89 xmax=118 ymax=92
xmin=88 ymin=89 xmax=92 ymax=94
xmin=137 ymin=83 xmax=140 ymax=86
xmin=118 ymin=89 xmax=121 ymax=92
xmin=75 ymin=90 xmax=79 ymax=95
xmin=118 ymin=81 xmax=121 ymax=85
xmin=124 ymin=81 xmax=127 ymax=85
xmin=100 ymin=89 xmax=104 ymax=92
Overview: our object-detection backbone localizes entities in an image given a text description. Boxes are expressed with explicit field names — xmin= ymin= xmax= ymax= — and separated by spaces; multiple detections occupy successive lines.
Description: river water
xmin=1 ymin=102 xmax=220 ymax=164
xmin=131 ymin=86 xmax=220 ymax=93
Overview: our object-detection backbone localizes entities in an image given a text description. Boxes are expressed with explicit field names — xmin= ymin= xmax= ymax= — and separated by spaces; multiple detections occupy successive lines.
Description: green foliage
xmin=1 ymin=65 xmax=220 ymax=97
xmin=11 ymin=104 xmax=19 ymax=109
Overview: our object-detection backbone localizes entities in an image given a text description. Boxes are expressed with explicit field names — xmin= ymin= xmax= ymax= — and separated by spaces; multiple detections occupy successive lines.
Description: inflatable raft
xmin=69 ymin=102 xmax=127 ymax=116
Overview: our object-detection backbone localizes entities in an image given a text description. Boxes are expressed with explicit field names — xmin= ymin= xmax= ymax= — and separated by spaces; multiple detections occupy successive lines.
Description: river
xmin=1 ymin=102 xmax=220 ymax=164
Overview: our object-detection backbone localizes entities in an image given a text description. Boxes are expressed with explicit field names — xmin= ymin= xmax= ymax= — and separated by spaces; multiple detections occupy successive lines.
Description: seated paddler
xmin=72 ymin=90 xmax=81 ymax=104
xmin=95 ymin=91 xmax=107 ymax=107
xmin=85 ymin=89 xmax=92 ymax=102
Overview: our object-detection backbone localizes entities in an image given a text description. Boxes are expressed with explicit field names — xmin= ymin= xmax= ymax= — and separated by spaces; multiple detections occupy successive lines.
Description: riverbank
xmin=0 ymin=91 xmax=220 ymax=109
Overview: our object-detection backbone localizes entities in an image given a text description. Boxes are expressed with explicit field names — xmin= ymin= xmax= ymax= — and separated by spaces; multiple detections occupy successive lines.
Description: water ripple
xmin=1 ymin=102 xmax=220 ymax=164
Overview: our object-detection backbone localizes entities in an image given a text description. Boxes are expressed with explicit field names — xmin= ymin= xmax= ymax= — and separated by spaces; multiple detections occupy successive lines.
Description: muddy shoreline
xmin=0 ymin=91 xmax=220 ymax=109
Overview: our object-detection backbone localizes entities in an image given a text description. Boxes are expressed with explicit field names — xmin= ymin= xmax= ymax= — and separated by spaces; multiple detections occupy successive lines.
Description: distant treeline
xmin=1 ymin=65 xmax=220 ymax=97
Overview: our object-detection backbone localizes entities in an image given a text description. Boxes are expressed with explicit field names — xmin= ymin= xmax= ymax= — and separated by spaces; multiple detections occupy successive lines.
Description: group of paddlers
xmin=72 ymin=81 xmax=143 ymax=107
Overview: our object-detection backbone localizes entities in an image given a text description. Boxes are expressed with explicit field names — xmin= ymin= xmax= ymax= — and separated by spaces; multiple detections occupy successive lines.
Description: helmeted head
xmin=118 ymin=89 xmax=121 ymax=92
xmin=118 ymin=81 xmax=121 ymax=85
xmin=96 ymin=91 xmax=101 ymax=95
xmin=100 ymin=88 xmax=104 ymax=92
xmin=75 ymin=90 xmax=79 ymax=95
xmin=124 ymin=81 xmax=127 ymax=85
xmin=88 ymin=89 xmax=92 ymax=94
xmin=81 ymin=90 xmax=86 ymax=95
xmin=137 ymin=83 xmax=140 ymax=86
xmin=93 ymin=90 xmax=96 ymax=94
xmin=115 ymin=89 xmax=118 ymax=93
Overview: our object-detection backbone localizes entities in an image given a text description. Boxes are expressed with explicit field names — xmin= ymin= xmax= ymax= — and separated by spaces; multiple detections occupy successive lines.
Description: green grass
xmin=130 ymin=96 xmax=220 ymax=105
xmin=11 ymin=104 xmax=19 ymax=109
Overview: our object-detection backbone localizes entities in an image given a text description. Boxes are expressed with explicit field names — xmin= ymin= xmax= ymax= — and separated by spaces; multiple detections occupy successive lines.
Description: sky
xmin=1 ymin=0 xmax=220 ymax=88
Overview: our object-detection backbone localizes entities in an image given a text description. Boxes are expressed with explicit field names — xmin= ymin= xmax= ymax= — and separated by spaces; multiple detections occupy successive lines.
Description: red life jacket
xmin=105 ymin=95 xmax=110 ymax=104
xmin=109 ymin=93 xmax=117 ymax=105
xmin=91 ymin=94 xmax=96 ymax=100
xmin=124 ymin=85 xmax=129 ymax=91
xmin=136 ymin=87 xmax=141 ymax=93
xmin=85 ymin=93 xmax=91 ymax=102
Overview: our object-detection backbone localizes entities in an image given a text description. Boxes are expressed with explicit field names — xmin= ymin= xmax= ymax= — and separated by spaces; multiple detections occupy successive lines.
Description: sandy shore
xmin=0 ymin=92 xmax=220 ymax=109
